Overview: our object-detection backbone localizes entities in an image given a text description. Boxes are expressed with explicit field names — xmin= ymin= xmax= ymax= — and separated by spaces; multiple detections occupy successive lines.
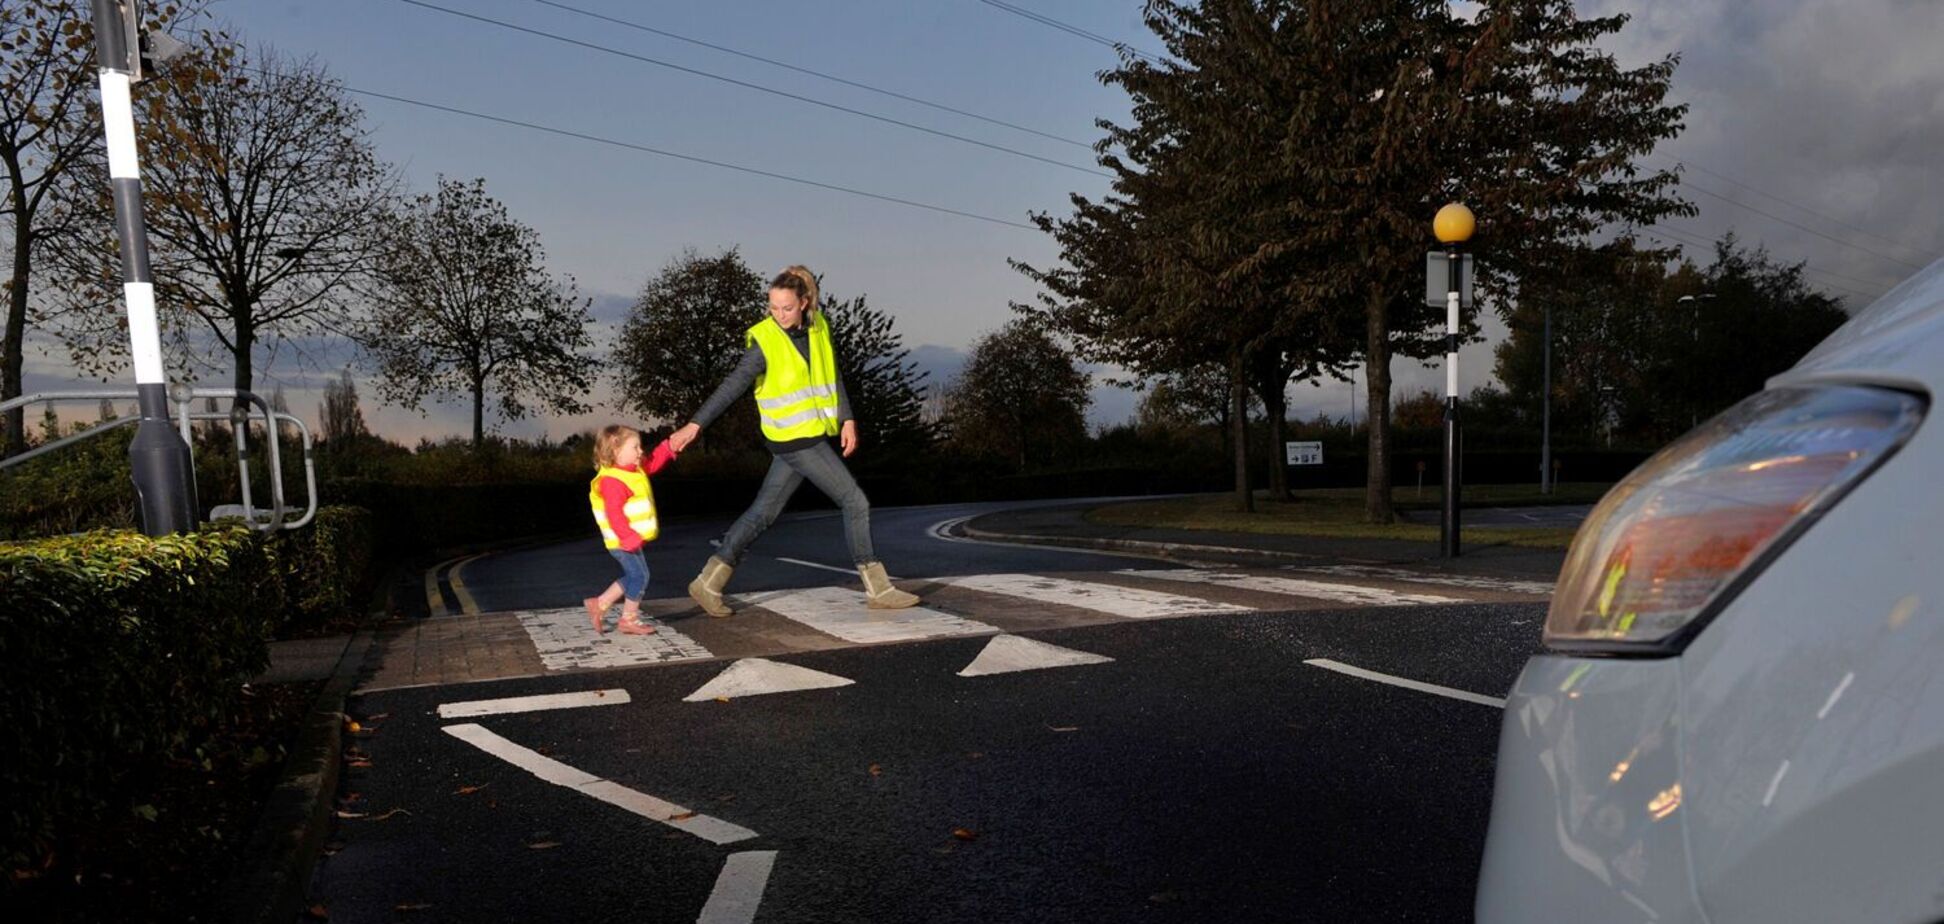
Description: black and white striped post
xmin=91 ymin=0 xmax=197 ymax=535
xmin=1433 ymin=203 xmax=1475 ymax=559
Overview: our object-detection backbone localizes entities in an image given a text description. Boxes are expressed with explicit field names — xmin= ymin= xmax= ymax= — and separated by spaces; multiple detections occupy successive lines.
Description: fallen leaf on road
xmin=305 ymin=904 xmax=328 ymax=919
xmin=453 ymin=784 xmax=488 ymax=796
xmin=868 ymin=764 xmax=883 ymax=777
xmin=345 ymin=760 xmax=374 ymax=770
xmin=366 ymin=808 xmax=411 ymax=822
xmin=527 ymin=841 xmax=561 ymax=850
xmin=394 ymin=903 xmax=433 ymax=912
xmin=364 ymin=713 xmax=390 ymax=723
xmin=333 ymin=810 xmax=366 ymax=819
xmin=343 ymin=720 xmax=361 ymax=733
xmin=1046 ymin=724 xmax=1079 ymax=732
xmin=669 ymin=811 xmax=697 ymax=821
xmin=931 ymin=844 xmax=957 ymax=855
xmin=714 ymin=696 xmax=731 ymax=704
xmin=321 ymin=841 xmax=346 ymax=857
xmin=966 ymin=752 xmax=984 ymax=760
xmin=952 ymin=828 xmax=978 ymax=842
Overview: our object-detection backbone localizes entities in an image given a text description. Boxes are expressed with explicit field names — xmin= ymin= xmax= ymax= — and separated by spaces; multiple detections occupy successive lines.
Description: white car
xmin=1476 ymin=260 xmax=1944 ymax=923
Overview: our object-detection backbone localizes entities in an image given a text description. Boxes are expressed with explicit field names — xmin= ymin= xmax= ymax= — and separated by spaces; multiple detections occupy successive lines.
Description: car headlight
xmin=1545 ymin=384 xmax=1925 ymax=655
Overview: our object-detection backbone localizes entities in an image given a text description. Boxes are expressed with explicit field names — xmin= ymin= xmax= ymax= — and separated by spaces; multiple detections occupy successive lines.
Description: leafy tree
xmin=944 ymin=320 xmax=1090 ymax=470
xmin=612 ymin=247 xmax=763 ymax=450
xmin=819 ymin=290 xmax=933 ymax=459
xmin=364 ymin=176 xmax=593 ymax=447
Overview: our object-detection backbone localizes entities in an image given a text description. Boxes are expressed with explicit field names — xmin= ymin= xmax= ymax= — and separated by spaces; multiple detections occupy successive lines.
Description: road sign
xmin=1425 ymin=252 xmax=1474 ymax=308
xmin=1285 ymin=441 xmax=1323 ymax=466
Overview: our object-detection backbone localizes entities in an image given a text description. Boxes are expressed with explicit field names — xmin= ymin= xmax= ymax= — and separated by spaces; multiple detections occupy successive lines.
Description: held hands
xmin=840 ymin=420 xmax=859 ymax=458
xmin=669 ymin=422 xmax=702 ymax=454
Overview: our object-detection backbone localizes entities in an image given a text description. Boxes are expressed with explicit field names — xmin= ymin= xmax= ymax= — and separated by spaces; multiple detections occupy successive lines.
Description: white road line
xmin=1303 ymin=658 xmax=1507 ymax=708
xmin=512 ymin=606 xmax=713 ymax=672
xmin=443 ymin=723 xmax=758 ymax=844
xmin=697 ymin=851 xmax=779 ymax=924
xmin=684 ymin=658 xmax=855 ymax=702
xmin=755 ymin=586 xmax=998 ymax=643
xmin=958 ymin=635 xmax=1113 ymax=677
xmin=923 ymin=515 xmax=1168 ymax=562
xmin=437 ymin=689 xmax=631 ymax=719
xmin=1292 ymin=564 xmax=1555 ymax=597
xmin=1120 ymin=569 xmax=1463 ymax=606
xmin=939 ymin=573 xmax=1249 ymax=619
xmin=774 ymin=555 xmax=860 ymax=576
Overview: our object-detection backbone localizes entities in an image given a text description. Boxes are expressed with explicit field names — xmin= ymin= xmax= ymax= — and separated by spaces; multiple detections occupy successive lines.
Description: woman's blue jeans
xmin=716 ymin=442 xmax=875 ymax=567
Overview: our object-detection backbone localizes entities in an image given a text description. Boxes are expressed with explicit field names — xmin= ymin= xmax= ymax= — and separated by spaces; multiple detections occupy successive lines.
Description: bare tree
xmin=364 ymin=176 xmax=593 ymax=447
xmin=318 ymin=366 xmax=367 ymax=445
xmin=57 ymin=46 xmax=392 ymax=402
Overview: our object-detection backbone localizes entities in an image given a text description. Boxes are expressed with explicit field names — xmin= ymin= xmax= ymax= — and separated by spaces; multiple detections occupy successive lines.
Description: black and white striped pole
xmin=1433 ymin=203 xmax=1475 ymax=558
xmin=91 ymin=0 xmax=197 ymax=535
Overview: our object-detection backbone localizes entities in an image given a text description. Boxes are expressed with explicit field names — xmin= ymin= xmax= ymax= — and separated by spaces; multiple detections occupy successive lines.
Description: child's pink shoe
xmin=616 ymin=616 xmax=657 ymax=636
xmin=584 ymin=597 xmax=606 ymax=634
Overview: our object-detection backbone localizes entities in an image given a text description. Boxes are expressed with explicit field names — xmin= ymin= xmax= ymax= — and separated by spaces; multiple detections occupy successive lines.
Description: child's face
xmin=615 ymin=435 xmax=643 ymax=468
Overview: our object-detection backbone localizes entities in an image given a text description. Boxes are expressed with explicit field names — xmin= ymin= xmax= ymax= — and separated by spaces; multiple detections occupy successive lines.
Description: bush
xmin=267 ymin=505 xmax=376 ymax=636
xmin=0 ymin=525 xmax=281 ymax=872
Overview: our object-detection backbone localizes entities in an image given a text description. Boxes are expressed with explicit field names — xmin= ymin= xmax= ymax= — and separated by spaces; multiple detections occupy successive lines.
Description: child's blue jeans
xmin=609 ymin=548 xmax=650 ymax=601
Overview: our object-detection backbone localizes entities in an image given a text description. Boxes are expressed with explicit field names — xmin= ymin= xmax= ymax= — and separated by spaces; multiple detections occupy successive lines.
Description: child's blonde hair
xmin=592 ymin=424 xmax=639 ymax=469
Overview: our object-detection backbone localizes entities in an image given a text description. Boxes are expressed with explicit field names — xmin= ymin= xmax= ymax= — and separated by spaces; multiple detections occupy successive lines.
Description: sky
xmin=19 ymin=0 xmax=1944 ymax=443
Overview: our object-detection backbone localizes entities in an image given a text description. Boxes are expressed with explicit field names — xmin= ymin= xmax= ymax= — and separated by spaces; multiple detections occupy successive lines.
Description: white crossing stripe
xmin=1293 ymin=564 xmax=1555 ymax=596
xmin=443 ymin=723 xmax=758 ymax=844
xmin=1118 ymin=569 xmax=1463 ymax=606
xmin=1304 ymin=658 xmax=1507 ymax=708
xmin=512 ymin=605 xmax=712 ymax=671
xmin=684 ymin=658 xmax=855 ymax=702
xmin=438 ymin=689 xmax=631 ymax=719
xmin=751 ymin=586 xmax=997 ymax=643
xmin=698 ymin=851 xmax=779 ymax=924
xmin=939 ymin=573 xmax=1250 ymax=619
xmin=958 ymin=635 xmax=1113 ymax=677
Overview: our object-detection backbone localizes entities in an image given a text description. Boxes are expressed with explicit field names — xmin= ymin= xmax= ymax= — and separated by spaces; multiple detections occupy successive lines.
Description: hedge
xmin=0 ymin=526 xmax=279 ymax=871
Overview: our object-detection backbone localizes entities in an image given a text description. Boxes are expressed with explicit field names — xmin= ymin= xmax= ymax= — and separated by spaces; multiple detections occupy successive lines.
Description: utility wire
xmin=391 ymin=0 xmax=1110 ymax=178
xmin=976 ymin=0 xmax=1164 ymax=63
xmin=528 ymin=0 xmax=1094 ymax=150
xmin=328 ymin=80 xmax=1037 ymax=230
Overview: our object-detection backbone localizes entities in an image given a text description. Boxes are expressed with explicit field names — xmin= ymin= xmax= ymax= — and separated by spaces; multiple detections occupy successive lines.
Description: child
xmin=584 ymin=424 xmax=678 ymax=635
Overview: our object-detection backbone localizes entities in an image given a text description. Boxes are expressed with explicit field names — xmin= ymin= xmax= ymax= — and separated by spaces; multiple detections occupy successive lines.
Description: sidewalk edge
xmin=224 ymin=629 xmax=375 ymax=924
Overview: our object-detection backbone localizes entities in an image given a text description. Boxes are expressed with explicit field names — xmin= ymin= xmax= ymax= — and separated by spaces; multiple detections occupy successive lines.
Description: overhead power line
xmin=1639 ymin=226 xmax=1882 ymax=301
xmin=528 ymin=0 xmax=1094 ymax=150
xmin=1659 ymin=154 xmax=1937 ymax=265
xmin=320 ymin=79 xmax=1037 ymax=230
xmin=1670 ymin=176 xmax=1925 ymax=272
xmin=390 ymin=0 xmax=1110 ymax=179
xmin=976 ymin=0 xmax=1164 ymax=63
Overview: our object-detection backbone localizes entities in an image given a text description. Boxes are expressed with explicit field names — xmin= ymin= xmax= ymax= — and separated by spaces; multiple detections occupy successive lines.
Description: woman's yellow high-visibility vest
xmin=747 ymin=311 xmax=841 ymax=442
xmin=589 ymin=466 xmax=659 ymax=549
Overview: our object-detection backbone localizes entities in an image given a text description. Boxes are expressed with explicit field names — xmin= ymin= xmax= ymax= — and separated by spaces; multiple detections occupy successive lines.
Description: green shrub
xmin=0 ymin=525 xmax=280 ymax=872
xmin=267 ymin=505 xmax=376 ymax=636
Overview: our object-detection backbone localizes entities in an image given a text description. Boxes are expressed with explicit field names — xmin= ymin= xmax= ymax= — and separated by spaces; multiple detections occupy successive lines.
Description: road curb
xmin=224 ymin=629 xmax=374 ymax=924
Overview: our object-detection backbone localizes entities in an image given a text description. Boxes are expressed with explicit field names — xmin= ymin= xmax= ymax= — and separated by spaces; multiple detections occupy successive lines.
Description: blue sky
xmin=22 ymin=0 xmax=1944 ymax=442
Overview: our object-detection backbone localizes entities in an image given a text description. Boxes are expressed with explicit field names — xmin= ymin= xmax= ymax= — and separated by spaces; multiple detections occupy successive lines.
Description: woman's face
xmin=615 ymin=435 xmax=643 ymax=468
xmin=768 ymin=287 xmax=807 ymax=329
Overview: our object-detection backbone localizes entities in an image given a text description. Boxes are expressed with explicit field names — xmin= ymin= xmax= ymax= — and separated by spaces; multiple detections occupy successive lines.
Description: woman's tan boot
xmin=688 ymin=556 xmax=736 ymax=617
xmin=858 ymin=561 xmax=919 ymax=609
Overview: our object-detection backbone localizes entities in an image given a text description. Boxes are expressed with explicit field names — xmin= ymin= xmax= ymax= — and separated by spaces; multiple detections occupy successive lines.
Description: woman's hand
xmin=840 ymin=420 xmax=859 ymax=458
xmin=669 ymin=422 xmax=701 ymax=454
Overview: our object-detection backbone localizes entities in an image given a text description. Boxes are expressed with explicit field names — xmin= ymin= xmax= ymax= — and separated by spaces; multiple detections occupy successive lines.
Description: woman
xmin=668 ymin=265 xmax=920 ymax=615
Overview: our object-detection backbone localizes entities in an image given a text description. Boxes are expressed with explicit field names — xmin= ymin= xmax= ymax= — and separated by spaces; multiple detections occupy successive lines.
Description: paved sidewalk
xmin=962 ymin=502 xmax=1569 ymax=580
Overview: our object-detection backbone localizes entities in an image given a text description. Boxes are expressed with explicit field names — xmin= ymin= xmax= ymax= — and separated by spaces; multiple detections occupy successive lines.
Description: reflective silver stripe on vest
xmin=756 ymin=383 xmax=838 ymax=411
xmin=760 ymin=405 xmax=843 ymax=430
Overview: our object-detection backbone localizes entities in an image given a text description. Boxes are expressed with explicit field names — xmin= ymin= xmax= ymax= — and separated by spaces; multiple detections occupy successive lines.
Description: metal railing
xmin=0 ymin=386 xmax=317 ymax=531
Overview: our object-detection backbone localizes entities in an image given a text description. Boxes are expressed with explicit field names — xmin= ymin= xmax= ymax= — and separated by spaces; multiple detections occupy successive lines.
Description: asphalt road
xmin=311 ymin=498 xmax=1555 ymax=922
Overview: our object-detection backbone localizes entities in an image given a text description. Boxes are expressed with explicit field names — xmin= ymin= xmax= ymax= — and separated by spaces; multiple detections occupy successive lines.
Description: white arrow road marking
xmin=1303 ymin=658 xmax=1506 ymax=708
xmin=438 ymin=688 xmax=631 ymax=719
xmin=958 ymin=634 xmax=1113 ymax=677
xmin=939 ymin=573 xmax=1249 ymax=619
xmin=1119 ymin=569 xmax=1463 ymax=606
xmin=684 ymin=658 xmax=855 ymax=702
xmin=442 ymin=723 xmax=758 ymax=844
xmin=753 ymin=586 xmax=998 ymax=643
xmin=697 ymin=851 xmax=779 ymax=924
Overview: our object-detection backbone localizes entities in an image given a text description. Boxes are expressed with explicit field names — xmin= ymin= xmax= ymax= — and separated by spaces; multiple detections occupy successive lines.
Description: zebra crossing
xmin=483 ymin=565 xmax=1553 ymax=678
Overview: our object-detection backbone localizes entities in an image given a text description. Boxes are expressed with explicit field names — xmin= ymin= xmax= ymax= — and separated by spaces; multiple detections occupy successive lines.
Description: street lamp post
xmin=90 ymin=0 xmax=197 ymax=535
xmin=1434 ymin=203 xmax=1474 ymax=558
